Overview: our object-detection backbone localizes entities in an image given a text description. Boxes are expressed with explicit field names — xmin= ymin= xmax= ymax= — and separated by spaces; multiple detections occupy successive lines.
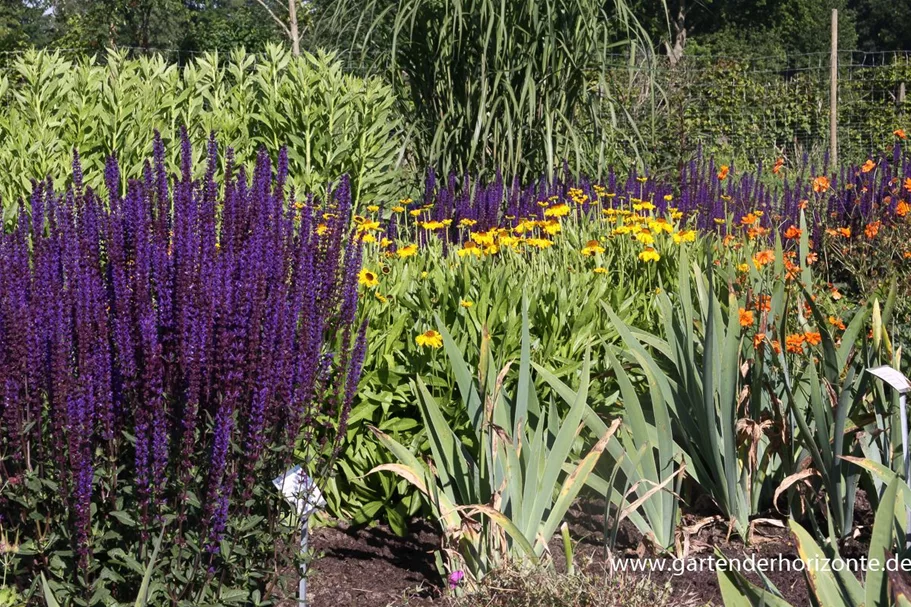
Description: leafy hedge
xmin=0 ymin=44 xmax=404 ymax=221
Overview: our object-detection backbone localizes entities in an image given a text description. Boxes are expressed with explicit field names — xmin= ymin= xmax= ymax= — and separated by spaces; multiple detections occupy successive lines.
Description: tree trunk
xmin=289 ymin=0 xmax=300 ymax=56
xmin=665 ymin=0 xmax=687 ymax=66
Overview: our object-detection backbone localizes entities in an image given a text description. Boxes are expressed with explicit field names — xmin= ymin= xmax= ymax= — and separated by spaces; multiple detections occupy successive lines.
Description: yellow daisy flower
xmin=638 ymin=248 xmax=660 ymax=263
xmin=581 ymin=240 xmax=605 ymax=256
xmin=415 ymin=330 xmax=443 ymax=349
xmin=358 ymin=269 xmax=379 ymax=287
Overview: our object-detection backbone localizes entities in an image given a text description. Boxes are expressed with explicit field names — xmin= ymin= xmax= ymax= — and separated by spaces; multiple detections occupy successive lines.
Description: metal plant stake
xmin=273 ymin=466 xmax=326 ymax=606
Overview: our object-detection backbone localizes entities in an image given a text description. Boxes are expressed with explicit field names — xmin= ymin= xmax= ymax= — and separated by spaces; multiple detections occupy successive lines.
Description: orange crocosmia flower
xmin=798 ymin=199 xmax=808 ymax=211
xmin=895 ymin=129 xmax=907 ymax=140
xmin=753 ymin=249 xmax=775 ymax=267
xmin=831 ymin=287 xmax=842 ymax=300
xmin=865 ymin=221 xmax=881 ymax=239
xmin=718 ymin=165 xmax=730 ymax=180
xmin=812 ymin=176 xmax=830 ymax=193
xmin=806 ymin=252 xmax=818 ymax=265
xmin=754 ymin=295 xmax=772 ymax=313
xmin=784 ymin=225 xmax=801 ymax=239
xmin=741 ymin=213 xmax=758 ymax=226
xmin=897 ymin=201 xmax=910 ymax=217
xmin=905 ymin=251 xmax=911 ymax=259
xmin=861 ymin=159 xmax=876 ymax=173
xmin=739 ymin=308 xmax=754 ymax=327
xmin=905 ymin=178 xmax=911 ymax=193
xmin=828 ymin=315 xmax=846 ymax=330
xmin=784 ymin=260 xmax=800 ymax=281
xmin=771 ymin=340 xmax=782 ymax=355
xmin=785 ymin=334 xmax=806 ymax=354
xmin=804 ymin=331 xmax=822 ymax=346
xmin=772 ymin=157 xmax=785 ymax=175
xmin=837 ymin=227 xmax=851 ymax=238
xmin=753 ymin=333 xmax=766 ymax=349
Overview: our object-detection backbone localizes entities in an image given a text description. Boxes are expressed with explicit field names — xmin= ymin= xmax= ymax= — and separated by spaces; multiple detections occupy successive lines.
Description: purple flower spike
xmin=0 ymin=132 xmax=367 ymax=580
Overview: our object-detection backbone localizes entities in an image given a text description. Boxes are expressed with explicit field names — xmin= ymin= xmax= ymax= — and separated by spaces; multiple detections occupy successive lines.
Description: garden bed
xmin=309 ymin=495 xmax=877 ymax=606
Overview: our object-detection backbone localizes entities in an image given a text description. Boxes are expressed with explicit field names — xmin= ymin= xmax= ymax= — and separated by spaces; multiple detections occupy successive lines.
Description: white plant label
xmin=272 ymin=465 xmax=325 ymax=519
xmin=867 ymin=366 xmax=911 ymax=394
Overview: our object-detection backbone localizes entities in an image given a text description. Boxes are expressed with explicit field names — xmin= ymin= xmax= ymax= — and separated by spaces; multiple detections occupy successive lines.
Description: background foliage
xmin=315 ymin=0 xmax=657 ymax=181
xmin=0 ymin=44 xmax=404 ymax=218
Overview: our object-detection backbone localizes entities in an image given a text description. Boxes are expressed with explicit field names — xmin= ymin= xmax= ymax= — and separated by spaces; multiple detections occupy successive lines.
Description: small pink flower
xmin=448 ymin=570 xmax=464 ymax=589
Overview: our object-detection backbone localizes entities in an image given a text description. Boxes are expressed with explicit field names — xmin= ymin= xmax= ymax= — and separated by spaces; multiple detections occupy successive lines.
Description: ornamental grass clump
xmin=0 ymin=132 xmax=366 ymax=604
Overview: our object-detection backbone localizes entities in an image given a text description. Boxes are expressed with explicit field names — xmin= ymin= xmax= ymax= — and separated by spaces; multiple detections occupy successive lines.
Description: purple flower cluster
xmin=0 ymin=131 xmax=365 ymax=567
xmin=408 ymin=144 xmax=911 ymax=242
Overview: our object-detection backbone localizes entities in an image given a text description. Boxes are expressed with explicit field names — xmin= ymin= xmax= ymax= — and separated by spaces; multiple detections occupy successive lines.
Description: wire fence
xmin=602 ymin=50 xmax=911 ymax=168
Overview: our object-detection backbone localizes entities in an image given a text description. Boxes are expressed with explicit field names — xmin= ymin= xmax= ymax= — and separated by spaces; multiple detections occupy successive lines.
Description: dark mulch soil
xmin=307 ymin=492 xmax=876 ymax=607
xmin=308 ymin=519 xmax=440 ymax=606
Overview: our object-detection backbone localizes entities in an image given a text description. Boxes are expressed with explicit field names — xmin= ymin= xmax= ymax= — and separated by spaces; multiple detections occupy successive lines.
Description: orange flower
xmin=861 ymin=159 xmax=876 ymax=173
xmin=897 ymin=201 xmax=910 ymax=217
xmin=804 ymin=331 xmax=822 ymax=346
xmin=828 ymin=315 xmax=846 ymax=331
xmin=753 ymin=249 xmax=775 ymax=267
xmin=785 ymin=334 xmax=806 ymax=354
xmin=753 ymin=333 xmax=766 ymax=349
xmin=771 ymin=340 xmax=782 ymax=355
xmin=718 ymin=165 xmax=730 ymax=180
xmin=798 ymin=199 xmax=808 ymax=210
xmin=864 ymin=221 xmax=881 ymax=239
xmin=739 ymin=308 xmax=754 ymax=327
xmin=905 ymin=178 xmax=911 ymax=193
xmin=741 ymin=213 xmax=758 ymax=226
xmin=837 ymin=227 xmax=851 ymax=238
xmin=754 ymin=294 xmax=772 ymax=312
xmin=812 ymin=176 xmax=830 ymax=193
xmin=895 ymin=129 xmax=907 ymax=140
xmin=905 ymin=251 xmax=911 ymax=259
xmin=784 ymin=225 xmax=802 ymax=239
xmin=806 ymin=252 xmax=818 ymax=265
xmin=831 ymin=286 xmax=842 ymax=301
xmin=772 ymin=157 xmax=785 ymax=175
xmin=784 ymin=259 xmax=800 ymax=281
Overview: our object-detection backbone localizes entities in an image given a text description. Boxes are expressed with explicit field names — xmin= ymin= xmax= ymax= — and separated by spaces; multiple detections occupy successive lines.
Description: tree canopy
xmin=0 ymin=0 xmax=907 ymax=59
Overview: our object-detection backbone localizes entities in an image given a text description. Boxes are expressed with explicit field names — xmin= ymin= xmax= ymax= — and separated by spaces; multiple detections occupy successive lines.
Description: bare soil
xmin=308 ymin=519 xmax=439 ymax=606
xmin=307 ymin=493 xmax=876 ymax=607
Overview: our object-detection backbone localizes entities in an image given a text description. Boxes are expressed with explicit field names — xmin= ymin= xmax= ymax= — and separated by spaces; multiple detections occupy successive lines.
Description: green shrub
xmin=0 ymin=44 xmax=404 ymax=220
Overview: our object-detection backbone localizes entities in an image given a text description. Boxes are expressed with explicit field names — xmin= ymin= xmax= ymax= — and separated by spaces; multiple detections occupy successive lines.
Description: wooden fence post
xmin=830 ymin=9 xmax=838 ymax=169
